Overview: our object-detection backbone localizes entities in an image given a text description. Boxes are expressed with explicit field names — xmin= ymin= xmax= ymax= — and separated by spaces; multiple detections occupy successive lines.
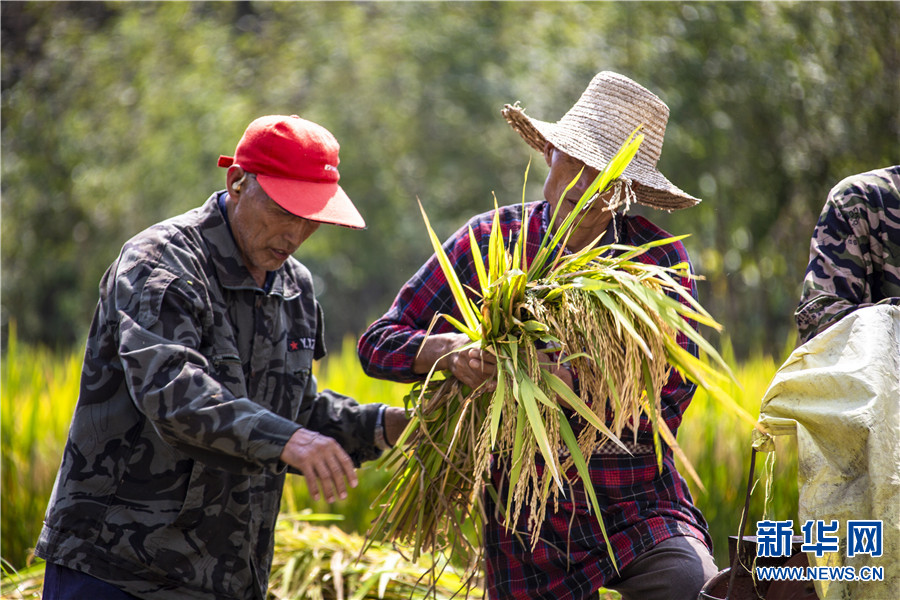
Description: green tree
xmin=3 ymin=1 xmax=898 ymax=359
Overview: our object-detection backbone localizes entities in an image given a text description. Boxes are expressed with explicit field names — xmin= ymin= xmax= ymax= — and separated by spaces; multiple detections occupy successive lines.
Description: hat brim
xmin=256 ymin=175 xmax=366 ymax=229
xmin=502 ymin=104 xmax=700 ymax=211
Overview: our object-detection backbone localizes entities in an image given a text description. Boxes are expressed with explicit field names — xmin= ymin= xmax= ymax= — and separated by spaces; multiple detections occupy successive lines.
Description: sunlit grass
xmin=1 ymin=325 xmax=81 ymax=571
xmin=268 ymin=512 xmax=481 ymax=600
xmin=678 ymin=336 xmax=800 ymax=567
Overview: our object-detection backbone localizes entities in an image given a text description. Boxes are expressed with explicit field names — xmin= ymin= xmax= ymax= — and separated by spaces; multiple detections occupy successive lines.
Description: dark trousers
xmin=605 ymin=535 xmax=720 ymax=600
xmin=42 ymin=562 xmax=140 ymax=600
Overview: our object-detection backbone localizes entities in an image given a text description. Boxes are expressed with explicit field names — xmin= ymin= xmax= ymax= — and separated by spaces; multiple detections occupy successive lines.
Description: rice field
xmin=0 ymin=329 xmax=799 ymax=598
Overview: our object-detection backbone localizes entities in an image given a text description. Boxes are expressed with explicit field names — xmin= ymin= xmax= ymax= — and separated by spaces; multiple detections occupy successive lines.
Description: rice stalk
xmin=241 ymin=512 xmax=483 ymax=599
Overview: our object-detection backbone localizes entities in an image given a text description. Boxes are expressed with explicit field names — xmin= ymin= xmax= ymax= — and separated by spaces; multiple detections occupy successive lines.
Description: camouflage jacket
xmin=796 ymin=165 xmax=900 ymax=344
xmin=35 ymin=193 xmax=384 ymax=599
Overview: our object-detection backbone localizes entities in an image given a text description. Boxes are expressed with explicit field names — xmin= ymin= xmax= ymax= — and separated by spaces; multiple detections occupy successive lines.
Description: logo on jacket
xmin=288 ymin=337 xmax=316 ymax=352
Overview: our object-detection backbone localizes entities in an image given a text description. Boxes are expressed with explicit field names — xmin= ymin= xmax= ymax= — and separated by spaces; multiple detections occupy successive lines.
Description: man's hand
xmin=413 ymin=332 xmax=497 ymax=390
xmin=280 ymin=428 xmax=357 ymax=503
xmin=447 ymin=345 xmax=498 ymax=390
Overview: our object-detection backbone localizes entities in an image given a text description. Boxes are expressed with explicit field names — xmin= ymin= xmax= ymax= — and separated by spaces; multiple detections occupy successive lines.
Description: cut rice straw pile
xmin=0 ymin=514 xmax=478 ymax=600
xmin=270 ymin=513 xmax=479 ymax=600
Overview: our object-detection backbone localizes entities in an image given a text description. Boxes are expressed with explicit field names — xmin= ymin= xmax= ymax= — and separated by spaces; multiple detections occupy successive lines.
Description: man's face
xmin=229 ymin=175 xmax=321 ymax=284
xmin=542 ymin=145 xmax=614 ymax=251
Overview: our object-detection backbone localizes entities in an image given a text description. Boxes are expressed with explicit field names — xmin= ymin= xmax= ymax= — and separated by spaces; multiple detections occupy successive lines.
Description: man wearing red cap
xmin=35 ymin=115 xmax=406 ymax=600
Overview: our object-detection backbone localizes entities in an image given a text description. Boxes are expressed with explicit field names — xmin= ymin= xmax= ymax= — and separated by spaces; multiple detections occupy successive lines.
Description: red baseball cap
xmin=218 ymin=115 xmax=365 ymax=229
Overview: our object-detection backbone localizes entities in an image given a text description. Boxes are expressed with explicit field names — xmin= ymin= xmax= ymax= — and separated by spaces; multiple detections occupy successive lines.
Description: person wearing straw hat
xmin=359 ymin=72 xmax=717 ymax=599
xmin=36 ymin=115 xmax=408 ymax=600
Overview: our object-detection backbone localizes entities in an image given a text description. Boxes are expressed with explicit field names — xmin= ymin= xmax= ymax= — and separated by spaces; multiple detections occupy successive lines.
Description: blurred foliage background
xmin=3 ymin=3 xmax=894 ymax=593
xmin=2 ymin=1 xmax=898 ymax=357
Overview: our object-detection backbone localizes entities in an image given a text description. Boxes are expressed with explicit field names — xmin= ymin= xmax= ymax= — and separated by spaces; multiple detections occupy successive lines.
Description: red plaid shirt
xmin=358 ymin=201 xmax=712 ymax=598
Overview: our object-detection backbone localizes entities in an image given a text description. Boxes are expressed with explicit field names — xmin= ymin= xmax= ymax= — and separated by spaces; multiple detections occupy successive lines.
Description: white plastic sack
xmin=754 ymin=305 xmax=899 ymax=600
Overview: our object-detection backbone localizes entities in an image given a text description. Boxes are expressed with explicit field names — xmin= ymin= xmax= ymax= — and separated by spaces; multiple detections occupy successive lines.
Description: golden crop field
xmin=1 ymin=331 xmax=799 ymax=599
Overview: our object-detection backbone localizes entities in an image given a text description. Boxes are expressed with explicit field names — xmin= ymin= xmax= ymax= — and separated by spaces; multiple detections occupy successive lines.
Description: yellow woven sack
xmin=754 ymin=305 xmax=899 ymax=599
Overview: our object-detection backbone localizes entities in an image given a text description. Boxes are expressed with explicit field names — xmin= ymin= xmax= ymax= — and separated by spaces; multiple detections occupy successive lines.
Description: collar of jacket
xmin=199 ymin=192 xmax=306 ymax=300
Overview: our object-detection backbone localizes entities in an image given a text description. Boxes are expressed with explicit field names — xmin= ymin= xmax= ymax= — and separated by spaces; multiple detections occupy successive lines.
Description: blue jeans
xmin=42 ymin=563 xmax=140 ymax=600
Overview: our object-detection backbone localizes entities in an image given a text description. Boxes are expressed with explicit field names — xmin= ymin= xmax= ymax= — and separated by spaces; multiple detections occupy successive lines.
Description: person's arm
xmin=279 ymin=402 xmax=407 ymax=503
xmin=283 ymin=380 xmax=409 ymax=502
xmin=117 ymin=266 xmax=300 ymax=476
xmin=795 ymin=175 xmax=893 ymax=344
xmin=284 ymin=299 xmax=410 ymax=498
xmin=294 ymin=375 xmax=398 ymax=464
xmin=358 ymin=216 xmax=493 ymax=384
xmin=383 ymin=405 xmax=408 ymax=445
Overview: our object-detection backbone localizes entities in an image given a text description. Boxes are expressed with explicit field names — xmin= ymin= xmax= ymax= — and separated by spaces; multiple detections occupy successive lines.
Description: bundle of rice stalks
xmin=367 ymin=128 xmax=751 ymax=581
xmin=269 ymin=513 xmax=481 ymax=600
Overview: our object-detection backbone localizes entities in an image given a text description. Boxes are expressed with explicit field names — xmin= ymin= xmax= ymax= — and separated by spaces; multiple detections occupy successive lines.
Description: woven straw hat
xmin=502 ymin=71 xmax=700 ymax=210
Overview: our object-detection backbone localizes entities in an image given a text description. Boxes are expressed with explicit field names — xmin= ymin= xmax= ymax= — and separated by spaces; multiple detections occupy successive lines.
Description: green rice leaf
xmin=468 ymin=226 xmax=489 ymax=295
xmin=606 ymin=234 xmax=690 ymax=264
xmin=632 ymin=265 xmax=719 ymax=329
xmin=541 ymin=370 xmax=631 ymax=454
xmin=507 ymin=336 xmax=519 ymax=375
xmin=609 ymin=285 xmax=663 ymax=339
xmin=505 ymin=403 xmax=528 ymax=520
xmin=489 ymin=361 xmax=508 ymax=449
xmin=590 ymin=287 xmax=653 ymax=357
xmin=620 ymin=272 xmax=719 ymax=331
xmin=488 ymin=199 xmax=507 ymax=283
xmin=557 ymin=415 xmax=619 ymax=573
xmin=651 ymin=402 xmax=705 ymax=493
xmin=516 ymin=371 xmax=563 ymax=490
xmin=664 ymin=338 xmax=756 ymax=427
xmin=519 ymin=158 xmax=532 ymax=271
xmin=530 ymin=170 xmax=580 ymax=278
xmin=641 ymin=357 xmax=664 ymax=473
xmin=417 ymin=199 xmax=481 ymax=334
xmin=518 ymin=371 xmax=556 ymax=410
xmin=582 ymin=128 xmax=643 ymax=202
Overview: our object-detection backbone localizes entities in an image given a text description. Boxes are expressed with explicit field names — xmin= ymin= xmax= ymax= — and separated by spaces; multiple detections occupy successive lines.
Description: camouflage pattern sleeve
xmin=795 ymin=166 xmax=900 ymax=344
xmin=295 ymin=377 xmax=382 ymax=466
xmin=116 ymin=257 xmax=301 ymax=474
xmin=297 ymin=303 xmax=383 ymax=466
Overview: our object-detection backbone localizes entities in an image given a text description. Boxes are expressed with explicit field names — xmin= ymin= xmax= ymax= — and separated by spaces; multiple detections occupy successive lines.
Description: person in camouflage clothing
xmin=795 ymin=165 xmax=900 ymax=344
xmin=36 ymin=115 xmax=408 ymax=600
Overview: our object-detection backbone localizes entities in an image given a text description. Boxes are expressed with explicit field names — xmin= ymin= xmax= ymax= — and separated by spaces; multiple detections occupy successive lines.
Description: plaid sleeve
xmin=358 ymin=218 xmax=484 ymax=382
